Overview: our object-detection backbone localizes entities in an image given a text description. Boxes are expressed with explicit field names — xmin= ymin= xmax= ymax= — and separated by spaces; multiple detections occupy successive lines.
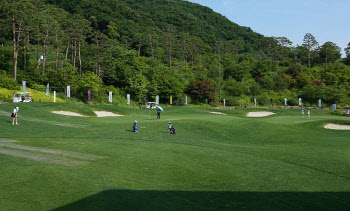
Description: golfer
xmin=157 ymin=107 xmax=161 ymax=120
xmin=11 ymin=107 xmax=18 ymax=125
xmin=302 ymin=107 xmax=304 ymax=117
xmin=168 ymin=121 xmax=172 ymax=134
xmin=307 ymin=107 xmax=310 ymax=117
xmin=133 ymin=120 xmax=138 ymax=132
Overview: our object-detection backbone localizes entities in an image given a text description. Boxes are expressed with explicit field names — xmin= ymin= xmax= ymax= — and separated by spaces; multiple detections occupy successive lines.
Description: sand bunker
xmin=52 ymin=111 xmax=87 ymax=117
xmin=324 ymin=124 xmax=350 ymax=130
xmin=210 ymin=111 xmax=226 ymax=115
xmin=247 ymin=111 xmax=275 ymax=117
xmin=52 ymin=110 xmax=123 ymax=117
xmin=94 ymin=111 xmax=124 ymax=117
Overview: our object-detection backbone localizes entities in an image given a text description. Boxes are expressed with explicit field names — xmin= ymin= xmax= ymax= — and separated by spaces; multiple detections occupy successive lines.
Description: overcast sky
xmin=186 ymin=0 xmax=349 ymax=57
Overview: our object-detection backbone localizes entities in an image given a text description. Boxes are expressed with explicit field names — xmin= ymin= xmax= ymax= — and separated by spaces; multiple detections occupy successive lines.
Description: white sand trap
xmin=52 ymin=111 xmax=87 ymax=117
xmin=247 ymin=111 xmax=275 ymax=117
xmin=324 ymin=124 xmax=350 ymax=130
xmin=94 ymin=111 xmax=124 ymax=117
xmin=209 ymin=112 xmax=227 ymax=115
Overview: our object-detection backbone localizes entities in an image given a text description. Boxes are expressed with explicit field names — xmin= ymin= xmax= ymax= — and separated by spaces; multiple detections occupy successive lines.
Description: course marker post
xmin=109 ymin=92 xmax=112 ymax=103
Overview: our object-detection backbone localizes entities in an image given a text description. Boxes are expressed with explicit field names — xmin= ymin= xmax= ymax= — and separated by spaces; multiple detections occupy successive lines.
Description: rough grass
xmin=0 ymin=103 xmax=349 ymax=210
xmin=0 ymin=87 xmax=65 ymax=103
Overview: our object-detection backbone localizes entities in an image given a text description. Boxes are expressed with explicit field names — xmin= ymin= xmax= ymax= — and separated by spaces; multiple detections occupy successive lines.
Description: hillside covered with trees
xmin=1 ymin=0 xmax=350 ymax=106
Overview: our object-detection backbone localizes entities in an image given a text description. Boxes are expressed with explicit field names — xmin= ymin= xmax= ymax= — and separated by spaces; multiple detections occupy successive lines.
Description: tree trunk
xmin=167 ymin=37 xmax=172 ymax=67
xmin=12 ymin=9 xmax=17 ymax=81
xmin=138 ymin=38 xmax=142 ymax=57
xmin=78 ymin=41 xmax=82 ymax=78
xmin=73 ymin=40 xmax=77 ymax=68
xmin=190 ymin=48 xmax=194 ymax=66
xmin=182 ymin=39 xmax=187 ymax=62
xmin=23 ymin=35 xmax=26 ymax=71
xmin=42 ymin=29 xmax=48 ymax=74
xmin=96 ymin=59 xmax=99 ymax=75
xmin=55 ymin=33 xmax=59 ymax=73
xmin=36 ymin=3 xmax=40 ymax=70
xmin=71 ymin=41 xmax=74 ymax=64
xmin=65 ymin=40 xmax=69 ymax=63
xmin=149 ymin=34 xmax=154 ymax=58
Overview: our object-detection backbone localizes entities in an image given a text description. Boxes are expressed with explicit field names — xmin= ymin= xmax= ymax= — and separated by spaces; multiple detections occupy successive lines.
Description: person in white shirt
xmin=168 ymin=121 xmax=172 ymax=134
xmin=11 ymin=107 xmax=18 ymax=125
xmin=301 ymin=107 xmax=304 ymax=117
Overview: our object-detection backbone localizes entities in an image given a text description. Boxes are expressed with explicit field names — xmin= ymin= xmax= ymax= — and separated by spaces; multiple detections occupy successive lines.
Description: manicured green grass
xmin=0 ymin=103 xmax=349 ymax=210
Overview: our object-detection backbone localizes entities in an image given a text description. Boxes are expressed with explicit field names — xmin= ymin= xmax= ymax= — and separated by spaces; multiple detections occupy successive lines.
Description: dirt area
xmin=324 ymin=123 xmax=350 ymax=130
xmin=94 ymin=111 xmax=124 ymax=117
xmin=51 ymin=111 xmax=87 ymax=117
xmin=246 ymin=111 xmax=275 ymax=117
xmin=209 ymin=112 xmax=227 ymax=115
xmin=51 ymin=111 xmax=123 ymax=117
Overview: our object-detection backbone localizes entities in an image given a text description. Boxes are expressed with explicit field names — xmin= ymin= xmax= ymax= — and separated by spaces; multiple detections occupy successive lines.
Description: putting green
xmin=0 ymin=103 xmax=349 ymax=210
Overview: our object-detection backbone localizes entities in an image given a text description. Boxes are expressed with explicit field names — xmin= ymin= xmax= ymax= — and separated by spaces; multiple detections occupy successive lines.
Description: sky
xmin=187 ymin=0 xmax=349 ymax=57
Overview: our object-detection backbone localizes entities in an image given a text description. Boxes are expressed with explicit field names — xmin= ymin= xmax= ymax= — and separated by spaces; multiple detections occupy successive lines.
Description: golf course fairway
xmin=0 ymin=103 xmax=349 ymax=210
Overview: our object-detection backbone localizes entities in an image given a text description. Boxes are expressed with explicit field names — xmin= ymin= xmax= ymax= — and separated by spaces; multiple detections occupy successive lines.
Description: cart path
xmin=0 ymin=139 xmax=107 ymax=166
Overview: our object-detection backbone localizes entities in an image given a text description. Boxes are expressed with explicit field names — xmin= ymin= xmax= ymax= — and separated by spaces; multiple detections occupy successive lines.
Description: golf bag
xmin=170 ymin=127 xmax=176 ymax=134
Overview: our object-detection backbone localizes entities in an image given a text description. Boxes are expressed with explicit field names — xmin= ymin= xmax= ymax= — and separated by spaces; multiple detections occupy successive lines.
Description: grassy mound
xmin=0 ymin=87 xmax=65 ymax=103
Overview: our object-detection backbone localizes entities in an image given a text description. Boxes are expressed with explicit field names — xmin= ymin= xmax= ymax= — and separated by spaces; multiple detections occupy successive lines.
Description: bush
xmin=30 ymin=84 xmax=46 ymax=92
xmin=173 ymin=95 xmax=190 ymax=106
xmin=0 ymin=71 xmax=20 ymax=90
xmin=223 ymin=96 xmax=240 ymax=106
xmin=329 ymin=109 xmax=344 ymax=116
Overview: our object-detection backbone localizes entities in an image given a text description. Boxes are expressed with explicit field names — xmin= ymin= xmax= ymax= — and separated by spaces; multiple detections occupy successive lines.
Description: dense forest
xmin=1 ymin=0 xmax=350 ymax=106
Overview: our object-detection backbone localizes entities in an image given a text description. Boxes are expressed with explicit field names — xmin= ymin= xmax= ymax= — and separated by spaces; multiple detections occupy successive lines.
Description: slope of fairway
xmin=0 ymin=103 xmax=349 ymax=210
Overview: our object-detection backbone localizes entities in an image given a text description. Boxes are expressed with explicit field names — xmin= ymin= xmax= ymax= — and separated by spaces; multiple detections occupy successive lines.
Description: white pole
xmin=224 ymin=99 xmax=225 ymax=108
xmin=54 ymin=91 xmax=56 ymax=103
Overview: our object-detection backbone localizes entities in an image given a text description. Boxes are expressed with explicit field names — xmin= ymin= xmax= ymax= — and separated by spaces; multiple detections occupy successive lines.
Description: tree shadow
xmin=52 ymin=189 xmax=350 ymax=210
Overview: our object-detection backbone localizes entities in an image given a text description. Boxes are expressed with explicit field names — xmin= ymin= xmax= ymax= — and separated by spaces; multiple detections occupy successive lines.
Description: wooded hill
xmin=1 ymin=0 xmax=350 ymax=106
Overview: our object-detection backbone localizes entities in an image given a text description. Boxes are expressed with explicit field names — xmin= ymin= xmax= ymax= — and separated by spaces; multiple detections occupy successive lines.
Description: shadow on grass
xmin=53 ymin=189 xmax=350 ymax=210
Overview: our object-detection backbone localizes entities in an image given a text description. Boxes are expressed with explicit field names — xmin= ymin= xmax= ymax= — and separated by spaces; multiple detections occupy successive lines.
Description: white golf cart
xmin=13 ymin=92 xmax=32 ymax=103
xmin=145 ymin=102 xmax=157 ymax=109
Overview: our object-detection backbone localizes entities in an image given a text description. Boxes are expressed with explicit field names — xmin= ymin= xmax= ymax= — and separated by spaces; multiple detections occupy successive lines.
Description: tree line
xmin=1 ymin=0 xmax=350 ymax=106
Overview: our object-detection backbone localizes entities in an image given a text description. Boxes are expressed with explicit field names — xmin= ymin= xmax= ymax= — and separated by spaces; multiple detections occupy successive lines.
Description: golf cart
xmin=146 ymin=102 xmax=157 ymax=109
xmin=13 ymin=92 xmax=32 ymax=103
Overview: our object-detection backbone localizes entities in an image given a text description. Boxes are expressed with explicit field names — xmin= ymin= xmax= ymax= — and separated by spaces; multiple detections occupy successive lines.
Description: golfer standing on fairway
xmin=11 ymin=107 xmax=18 ymax=125
xmin=157 ymin=107 xmax=161 ymax=120
xmin=302 ymin=107 xmax=304 ymax=117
